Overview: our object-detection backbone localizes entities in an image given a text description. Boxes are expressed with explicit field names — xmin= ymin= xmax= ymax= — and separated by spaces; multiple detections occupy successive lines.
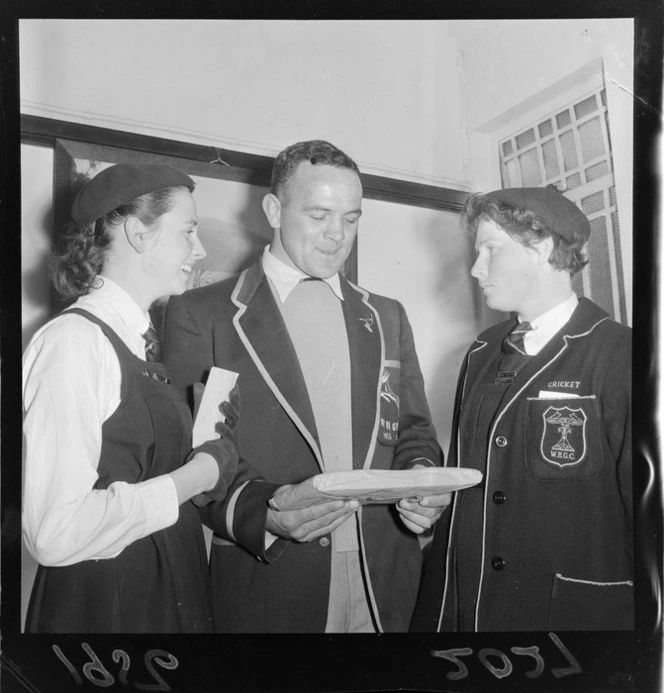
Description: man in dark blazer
xmin=411 ymin=187 xmax=632 ymax=632
xmin=162 ymin=140 xmax=447 ymax=633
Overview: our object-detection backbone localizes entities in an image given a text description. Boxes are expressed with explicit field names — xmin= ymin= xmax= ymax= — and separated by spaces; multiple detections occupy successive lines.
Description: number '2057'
xmin=53 ymin=643 xmax=178 ymax=690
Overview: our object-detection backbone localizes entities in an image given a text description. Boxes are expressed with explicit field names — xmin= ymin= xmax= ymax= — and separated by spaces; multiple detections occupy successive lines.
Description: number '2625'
xmin=52 ymin=643 xmax=178 ymax=690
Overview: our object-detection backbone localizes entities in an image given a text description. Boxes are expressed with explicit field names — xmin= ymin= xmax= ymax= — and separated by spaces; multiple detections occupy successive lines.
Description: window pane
xmin=581 ymin=190 xmax=605 ymax=215
xmin=505 ymin=158 xmax=520 ymax=187
xmin=605 ymin=113 xmax=613 ymax=151
xmin=519 ymin=149 xmax=542 ymax=186
xmin=559 ymin=130 xmax=579 ymax=171
xmin=578 ymin=116 xmax=606 ymax=162
xmin=495 ymin=87 xmax=622 ymax=323
xmin=542 ymin=140 xmax=560 ymax=179
xmin=587 ymin=215 xmax=615 ymax=318
xmin=574 ymin=94 xmax=598 ymax=120
xmin=538 ymin=119 xmax=553 ymax=138
xmin=516 ymin=128 xmax=536 ymax=150
xmin=556 ymin=110 xmax=572 ymax=129
xmin=585 ymin=161 xmax=609 ymax=182
xmin=566 ymin=173 xmax=582 ymax=190
xmin=572 ymin=267 xmax=586 ymax=298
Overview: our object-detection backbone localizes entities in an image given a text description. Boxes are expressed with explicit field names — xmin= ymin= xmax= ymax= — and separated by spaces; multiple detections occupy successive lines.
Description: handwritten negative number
xmin=136 ymin=651 xmax=179 ymax=692
xmin=52 ymin=644 xmax=179 ymax=690
xmin=431 ymin=633 xmax=581 ymax=681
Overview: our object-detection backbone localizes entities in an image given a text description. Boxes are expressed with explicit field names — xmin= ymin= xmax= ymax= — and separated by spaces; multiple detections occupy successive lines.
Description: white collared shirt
xmin=262 ymin=246 xmax=344 ymax=302
xmin=520 ymin=293 xmax=579 ymax=356
xmin=22 ymin=277 xmax=179 ymax=567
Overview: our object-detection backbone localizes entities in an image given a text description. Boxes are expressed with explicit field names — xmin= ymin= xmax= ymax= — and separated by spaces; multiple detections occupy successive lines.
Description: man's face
xmin=471 ymin=218 xmax=543 ymax=315
xmin=265 ymin=162 xmax=362 ymax=279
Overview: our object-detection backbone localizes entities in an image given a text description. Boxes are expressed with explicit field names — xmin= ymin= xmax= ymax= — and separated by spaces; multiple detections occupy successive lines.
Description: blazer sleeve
xmin=603 ymin=327 xmax=632 ymax=525
xmin=161 ymin=292 xmax=215 ymax=407
xmin=162 ymin=292 xmax=290 ymax=563
xmin=390 ymin=301 xmax=444 ymax=471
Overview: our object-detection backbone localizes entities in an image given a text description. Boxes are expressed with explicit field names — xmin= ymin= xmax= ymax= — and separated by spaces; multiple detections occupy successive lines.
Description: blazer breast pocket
xmin=378 ymin=360 xmax=400 ymax=447
xmin=524 ymin=395 xmax=603 ymax=480
xmin=549 ymin=572 xmax=634 ymax=630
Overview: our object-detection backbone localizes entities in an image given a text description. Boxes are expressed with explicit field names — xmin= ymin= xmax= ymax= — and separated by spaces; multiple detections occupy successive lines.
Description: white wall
xmin=20 ymin=20 xmax=467 ymax=189
xmin=358 ymin=200 xmax=481 ymax=449
xmin=456 ymin=20 xmax=631 ymax=134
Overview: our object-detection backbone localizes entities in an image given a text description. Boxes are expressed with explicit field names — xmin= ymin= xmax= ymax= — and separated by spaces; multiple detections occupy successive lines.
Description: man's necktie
xmin=503 ymin=321 xmax=533 ymax=356
xmin=142 ymin=325 xmax=161 ymax=363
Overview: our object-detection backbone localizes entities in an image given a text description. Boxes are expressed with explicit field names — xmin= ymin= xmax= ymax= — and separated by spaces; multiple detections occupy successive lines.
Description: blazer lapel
xmin=503 ymin=300 xmax=602 ymax=393
xmin=231 ymin=263 xmax=323 ymax=470
xmin=341 ymin=280 xmax=383 ymax=470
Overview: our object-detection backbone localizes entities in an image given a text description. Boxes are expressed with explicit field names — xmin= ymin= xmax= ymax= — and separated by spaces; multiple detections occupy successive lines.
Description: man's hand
xmin=395 ymin=463 xmax=451 ymax=534
xmin=266 ymin=496 xmax=359 ymax=543
xmin=396 ymin=492 xmax=451 ymax=534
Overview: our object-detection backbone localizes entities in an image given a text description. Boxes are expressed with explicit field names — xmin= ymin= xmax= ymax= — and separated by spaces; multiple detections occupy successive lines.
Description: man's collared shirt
xmin=262 ymin=245 xmax=344 ymax=302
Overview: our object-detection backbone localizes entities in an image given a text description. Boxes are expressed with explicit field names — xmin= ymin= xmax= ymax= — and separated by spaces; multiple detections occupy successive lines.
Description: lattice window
xmin=498 ymin=88 xmax=626 ymax=323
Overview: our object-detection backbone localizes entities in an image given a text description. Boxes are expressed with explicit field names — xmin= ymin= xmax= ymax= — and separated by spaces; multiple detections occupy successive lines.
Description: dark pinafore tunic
xmin=25 ymin=309 xmax=213 ymax=633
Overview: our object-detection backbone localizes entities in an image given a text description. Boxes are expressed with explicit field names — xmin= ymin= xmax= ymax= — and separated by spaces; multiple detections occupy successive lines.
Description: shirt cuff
xmin=407 ymin=457 xmax=436 ymax=469
xmin=139 ymin=474 xmax=180 ymax=533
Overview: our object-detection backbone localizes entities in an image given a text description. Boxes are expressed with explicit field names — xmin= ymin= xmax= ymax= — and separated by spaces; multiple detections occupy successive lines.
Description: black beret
xmin=71 ymin=163 xmax=195 ymax=227
xmin=483 ymin=187 xmax=590 ymax=245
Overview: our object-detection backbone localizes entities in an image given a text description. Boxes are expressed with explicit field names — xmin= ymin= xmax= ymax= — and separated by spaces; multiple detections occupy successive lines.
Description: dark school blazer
xmin=162 ymin=258 xmax=443 ymax=632
xmin=411 ymin=298 xmax=632 ymax=632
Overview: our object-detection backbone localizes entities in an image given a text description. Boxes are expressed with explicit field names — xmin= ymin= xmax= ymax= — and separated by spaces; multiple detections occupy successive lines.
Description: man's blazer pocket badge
xmin=378 ymin=361 xmax=400 ymax=446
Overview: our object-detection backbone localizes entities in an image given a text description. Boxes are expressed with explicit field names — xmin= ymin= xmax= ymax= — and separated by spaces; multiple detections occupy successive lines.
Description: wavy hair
xmin=50 ymin=186 xmax=189 ymax=299
xmin=271 ymin=140 xmax=360 ymax=202
xmin=462 ymin=192 xmax=588 ymax=275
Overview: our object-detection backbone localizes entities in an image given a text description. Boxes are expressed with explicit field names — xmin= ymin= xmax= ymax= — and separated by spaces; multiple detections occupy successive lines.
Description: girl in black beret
xmin=412 ymin=187 xmax=632 ymax=632
xmin=22 ymin=163 xmax=237 ymax=633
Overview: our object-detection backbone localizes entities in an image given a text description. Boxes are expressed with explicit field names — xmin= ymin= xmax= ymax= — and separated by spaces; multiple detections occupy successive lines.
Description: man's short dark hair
xmin=271 ymin=140 xmax=361 ymax=201
xmin=462 ymin=189 xmax=589 ymax=276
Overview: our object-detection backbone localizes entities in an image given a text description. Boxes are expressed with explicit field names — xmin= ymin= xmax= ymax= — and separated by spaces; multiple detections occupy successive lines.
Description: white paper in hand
xmin=192 ymin=367 xmax=239 ymax=447
xmin=269 ymin=467 xmax=483 ymax=511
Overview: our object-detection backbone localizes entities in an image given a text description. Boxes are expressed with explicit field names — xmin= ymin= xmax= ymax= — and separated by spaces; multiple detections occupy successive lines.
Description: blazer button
xmin=495 ymin=435 xmax=508 ymax=447
xmin=491 ymin=556 xmax=506 ymax=571
xmin=492 ymin=491 xmax=507 ymax=504
xmin=319 ymin=536 xmax=331 ymax=548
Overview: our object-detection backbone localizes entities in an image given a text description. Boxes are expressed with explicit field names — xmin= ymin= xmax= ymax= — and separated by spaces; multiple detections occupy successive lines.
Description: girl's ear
xmin=533 ymin=236 xmax=554 ymax=265
xmin=124 ymin=216 xmax=150 ymax=253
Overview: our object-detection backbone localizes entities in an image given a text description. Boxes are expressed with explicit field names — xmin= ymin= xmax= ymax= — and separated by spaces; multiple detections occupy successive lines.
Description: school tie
xmin=142 ymin=325 xmax=161 ymax=363
xmin=503 ymin=321 xmax=533 ymax=356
